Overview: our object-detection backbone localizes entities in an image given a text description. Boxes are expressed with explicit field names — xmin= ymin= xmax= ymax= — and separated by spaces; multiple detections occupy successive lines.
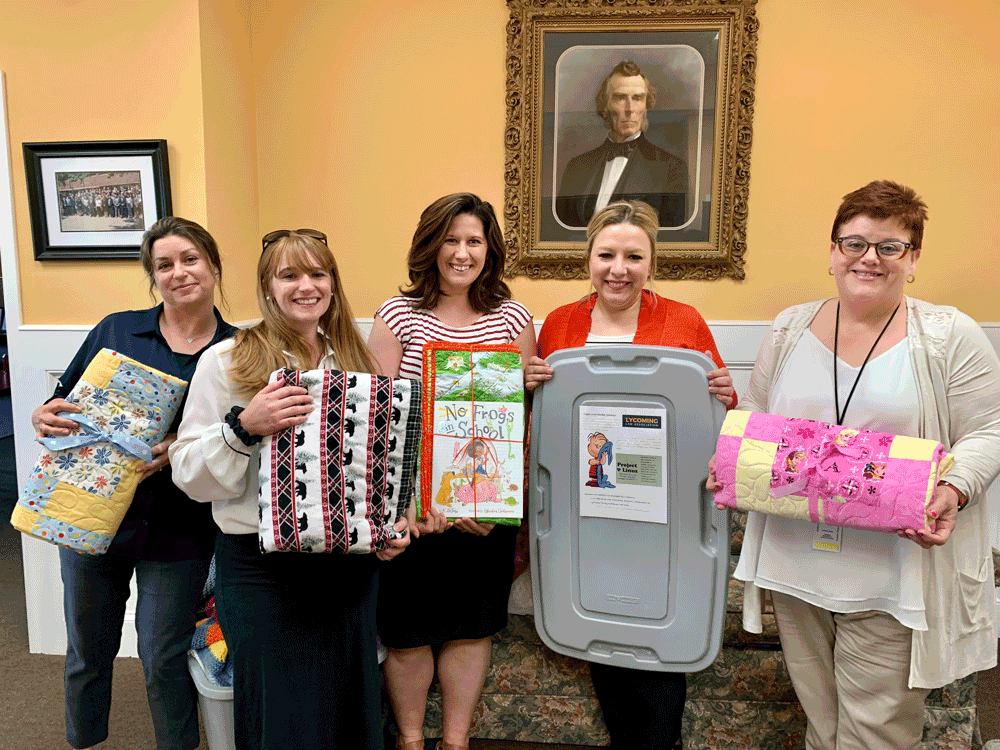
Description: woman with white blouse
xmin=170 ymin=229 xmax=409 ymax=750
xmin=708 ymin=181 xmax=1000 ymax=750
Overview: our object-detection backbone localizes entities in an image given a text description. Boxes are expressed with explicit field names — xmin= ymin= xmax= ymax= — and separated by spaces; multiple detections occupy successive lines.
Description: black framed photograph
xmin=22 ymin=139 xmax=172 ymax=260
xmin=504 ymin=0 xmax=758 ymax=280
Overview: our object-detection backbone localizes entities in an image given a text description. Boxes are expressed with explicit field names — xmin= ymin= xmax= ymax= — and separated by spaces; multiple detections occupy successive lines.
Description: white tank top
xmin=752 ymin=329 xmax=926 ymax=630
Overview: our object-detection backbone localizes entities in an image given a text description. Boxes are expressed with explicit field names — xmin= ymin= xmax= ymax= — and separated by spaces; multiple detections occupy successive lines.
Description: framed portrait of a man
xmin=504 ymin=0 xmax=758 ymax=280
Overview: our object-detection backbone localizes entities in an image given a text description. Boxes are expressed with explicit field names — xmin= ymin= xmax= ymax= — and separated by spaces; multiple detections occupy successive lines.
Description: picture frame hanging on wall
xmin=22 ymin=139 xmax=171 ymax=261
xmin=504 ymin=0 xmax=758 ymax=280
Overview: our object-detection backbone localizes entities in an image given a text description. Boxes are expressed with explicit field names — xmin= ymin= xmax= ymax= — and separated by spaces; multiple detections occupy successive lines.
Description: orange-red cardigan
xmin=537 ymin=290 xmax=737 ymax=408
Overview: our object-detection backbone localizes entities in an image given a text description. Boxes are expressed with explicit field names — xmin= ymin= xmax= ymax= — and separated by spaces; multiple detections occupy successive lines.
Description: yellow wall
xmin=199 ymin=0 xmax=260 ymax=316
xmin=250 ymin=0 xmax=1000 ymax=323
xmin=4 ymin=0 xmax=999 ymax=325
xmin=2 ymin=0 xmax=210 ymax=324
xmin=726 ymin=0 xmax=1000 ymax=320
xmin=250 ymin=0 xmax=510 ymax=320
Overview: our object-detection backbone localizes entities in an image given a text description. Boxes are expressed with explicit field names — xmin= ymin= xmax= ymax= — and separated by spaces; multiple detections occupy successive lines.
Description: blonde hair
xmin=230 ymin=232 xmax=375 ymax=396
xmin=586 ymin=200 xmax=659 ymax=255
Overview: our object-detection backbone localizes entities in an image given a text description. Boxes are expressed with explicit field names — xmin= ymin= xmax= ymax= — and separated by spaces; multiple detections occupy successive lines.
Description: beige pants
xmin=770 ymin=591 xmax=931 ymax=750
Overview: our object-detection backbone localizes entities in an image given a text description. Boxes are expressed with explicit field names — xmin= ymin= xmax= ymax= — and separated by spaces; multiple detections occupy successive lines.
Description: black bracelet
xmin=225 ymin=406 xmax=262 ymax=447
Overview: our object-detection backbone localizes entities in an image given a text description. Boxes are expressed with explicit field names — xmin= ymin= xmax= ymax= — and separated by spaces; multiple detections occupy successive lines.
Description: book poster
xmin=422 ymin=345 xmax=524 ymax=523
xmin=579 ymin=404 xmax=669 ymax=524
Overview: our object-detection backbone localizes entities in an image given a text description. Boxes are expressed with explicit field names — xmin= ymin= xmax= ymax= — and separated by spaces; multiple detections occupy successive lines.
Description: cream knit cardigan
xmin=736 ymin=296 xmax=1000 ymax=688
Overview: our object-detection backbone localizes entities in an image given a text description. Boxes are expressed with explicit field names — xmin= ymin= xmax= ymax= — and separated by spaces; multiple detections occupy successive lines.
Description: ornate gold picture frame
xmin=504 ymin=0 xmax=758 ymax=280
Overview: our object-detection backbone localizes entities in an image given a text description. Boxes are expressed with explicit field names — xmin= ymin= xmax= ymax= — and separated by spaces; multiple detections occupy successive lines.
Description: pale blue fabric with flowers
xmin=12 ymin=348 xmax=187 ymax=554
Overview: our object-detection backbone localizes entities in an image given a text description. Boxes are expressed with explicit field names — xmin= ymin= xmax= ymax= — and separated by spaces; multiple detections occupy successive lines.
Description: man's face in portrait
xmin=604 ymin=74 xmax=648 ymax=141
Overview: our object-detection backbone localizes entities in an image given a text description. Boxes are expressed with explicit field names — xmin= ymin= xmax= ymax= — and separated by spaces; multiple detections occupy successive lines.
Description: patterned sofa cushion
xmin=416 ymin=512 xmax=981 ymax=748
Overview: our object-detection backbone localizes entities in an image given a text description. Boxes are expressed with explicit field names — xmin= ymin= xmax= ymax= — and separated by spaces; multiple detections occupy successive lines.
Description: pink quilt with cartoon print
xmin=713 ymin=411 xmax=954 ymax=533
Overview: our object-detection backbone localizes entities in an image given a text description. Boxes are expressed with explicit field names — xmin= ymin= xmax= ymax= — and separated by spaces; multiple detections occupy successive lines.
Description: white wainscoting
xmin=14 ymin=328 xmax=103 ymax=655
xmin=10 ymin=318 xmax=1000 ymax=653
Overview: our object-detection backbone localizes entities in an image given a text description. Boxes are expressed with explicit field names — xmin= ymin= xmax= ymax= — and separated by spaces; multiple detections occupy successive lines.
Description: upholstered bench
xmin=418 ymin=511 xmax=982 ymax=748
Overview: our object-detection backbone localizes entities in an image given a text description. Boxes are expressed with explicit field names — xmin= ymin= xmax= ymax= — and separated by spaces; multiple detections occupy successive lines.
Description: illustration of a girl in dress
xmin=435 ymin=437 xmax=505 ymax=507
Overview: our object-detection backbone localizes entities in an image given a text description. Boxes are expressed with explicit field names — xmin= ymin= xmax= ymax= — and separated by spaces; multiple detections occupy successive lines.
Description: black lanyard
xmin=833 ymin=301 xmax=901 ymax=425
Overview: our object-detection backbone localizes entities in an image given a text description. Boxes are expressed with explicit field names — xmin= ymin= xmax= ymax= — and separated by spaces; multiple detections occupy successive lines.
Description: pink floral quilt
xmin=713 ymin=411 xmax=954 ymax=533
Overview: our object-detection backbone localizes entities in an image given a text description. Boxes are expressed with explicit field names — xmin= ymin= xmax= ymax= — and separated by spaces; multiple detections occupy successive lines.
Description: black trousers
xmin=590 ymin=662 xmax=687 ymax=750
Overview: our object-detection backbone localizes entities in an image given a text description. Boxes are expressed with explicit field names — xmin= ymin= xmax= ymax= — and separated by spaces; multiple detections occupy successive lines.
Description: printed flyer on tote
xmin=579 ymin=404 xmax=669 ymax=524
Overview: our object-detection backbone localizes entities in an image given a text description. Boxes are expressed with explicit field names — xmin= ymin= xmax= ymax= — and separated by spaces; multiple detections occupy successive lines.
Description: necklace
xmin=162 ymin=316 xmax=216 ymax=345
xmin=833 ymin=301 xmax=901 ymax=424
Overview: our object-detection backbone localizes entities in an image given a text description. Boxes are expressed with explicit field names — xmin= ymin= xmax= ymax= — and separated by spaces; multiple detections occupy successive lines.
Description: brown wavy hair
xmin=139 ymin=216 xmax=227 ymax=307
xmin=831 ymin=180 xmax=928 ymax=249
xmin=230 ymin=231 xmax=375 ymax=396
xmin=400 ymin=193 xmax=511 ymax=313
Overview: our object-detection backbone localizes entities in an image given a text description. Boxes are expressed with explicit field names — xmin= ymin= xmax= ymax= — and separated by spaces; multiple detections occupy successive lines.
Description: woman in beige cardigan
xmin=709 ymin=180 xmax=1000 ymax=750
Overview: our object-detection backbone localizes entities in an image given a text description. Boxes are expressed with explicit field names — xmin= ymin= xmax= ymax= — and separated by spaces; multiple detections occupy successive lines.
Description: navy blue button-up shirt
xmin=52 ymin=304 xmax=236 ymax=561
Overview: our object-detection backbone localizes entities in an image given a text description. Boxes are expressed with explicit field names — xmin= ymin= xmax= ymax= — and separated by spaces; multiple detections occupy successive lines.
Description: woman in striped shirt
xmin=368 ymin=193 xmax=536 ymax=750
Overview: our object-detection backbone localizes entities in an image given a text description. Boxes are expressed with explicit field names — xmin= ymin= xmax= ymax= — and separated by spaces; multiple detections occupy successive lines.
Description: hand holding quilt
xmin=258 ymin=368 xmax=421 ymax=554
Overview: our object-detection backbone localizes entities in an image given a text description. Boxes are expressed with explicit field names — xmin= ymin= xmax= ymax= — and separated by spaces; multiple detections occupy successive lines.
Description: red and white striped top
xmin=376 ymin=296 xmax=532 ymax=380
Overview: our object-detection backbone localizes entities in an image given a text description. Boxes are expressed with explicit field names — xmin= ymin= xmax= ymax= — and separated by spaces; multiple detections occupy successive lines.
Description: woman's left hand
xmin=138 ymin=433 xmax=177 ymax=480
xmin=377 ymin=517 xmax=411 ymax=561
xmin=453 ymin=517 xmax=495 ymax=536
xmin=706 ymin=361 xmax=735 ymax=407
xmin=898 ymin=482 xmax=959 ymax=548
xmin=524 ymin=356 xmax=553 ymax=393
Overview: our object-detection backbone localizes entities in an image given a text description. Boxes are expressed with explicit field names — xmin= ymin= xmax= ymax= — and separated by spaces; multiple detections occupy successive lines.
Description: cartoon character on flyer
xmin=586 ymin=432 xmax=615 ymax=489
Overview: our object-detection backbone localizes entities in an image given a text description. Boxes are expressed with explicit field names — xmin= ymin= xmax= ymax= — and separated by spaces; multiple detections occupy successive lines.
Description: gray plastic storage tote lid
xmin=529 ymin=345 xmax=728 ymax=672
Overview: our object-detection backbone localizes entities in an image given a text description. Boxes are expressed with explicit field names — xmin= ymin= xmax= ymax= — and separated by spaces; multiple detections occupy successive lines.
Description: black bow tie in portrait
xmin=604 ymin=139 xmax=637 ymax=161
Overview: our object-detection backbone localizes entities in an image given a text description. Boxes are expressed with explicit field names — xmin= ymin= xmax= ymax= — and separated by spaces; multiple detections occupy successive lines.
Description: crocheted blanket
xmin=420 ymin=343 xmax=524 ymax=525
xmin=12 ymin=348 xmax=186 ymax=553
xmin=258 ymin=368 xmax=421 ymax=554
xmin=713 ymin=411 xmax=954 ymax=533
xmin=191 ymin=597 xmax=232 ymax=687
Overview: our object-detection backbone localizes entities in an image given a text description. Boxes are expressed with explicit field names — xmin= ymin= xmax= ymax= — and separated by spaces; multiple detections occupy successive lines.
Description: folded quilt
xmin=12 ymin=349 xmax=186 ymax=553
xmin=420 ymin=343 xmax=525 ymax=525
xmin=191 ymin=607 xmax=232 ymax=688
xmin=713 ymin=411 xmax=954 ymax=533
xmin=258 ymin=368 xmax=421 ymax=554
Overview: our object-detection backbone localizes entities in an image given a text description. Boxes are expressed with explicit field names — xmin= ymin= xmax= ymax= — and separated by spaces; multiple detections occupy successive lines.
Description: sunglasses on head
xmin=261 ymin=228 xmax=328 ymax=254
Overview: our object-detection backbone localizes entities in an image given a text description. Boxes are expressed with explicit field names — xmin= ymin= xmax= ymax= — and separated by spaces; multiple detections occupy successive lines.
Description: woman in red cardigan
xmin=524 ymin=200 xmax=734 ymax=750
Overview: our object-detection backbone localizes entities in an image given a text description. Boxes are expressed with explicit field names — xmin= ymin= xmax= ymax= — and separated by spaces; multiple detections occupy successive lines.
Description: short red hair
xmin=831 ymin=180 xmax=928 ymax=249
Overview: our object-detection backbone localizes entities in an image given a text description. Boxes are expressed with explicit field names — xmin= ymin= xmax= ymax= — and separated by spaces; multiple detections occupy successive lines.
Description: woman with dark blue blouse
xmin=30 ymin=217 xmax=235 ymax=750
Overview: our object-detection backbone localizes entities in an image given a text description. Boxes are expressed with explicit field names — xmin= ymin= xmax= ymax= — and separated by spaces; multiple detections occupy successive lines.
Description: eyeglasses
xmin=835 ymin=236 xmax=912 ymax=260
xmin=261 ymin=228 xmax=328 ymax=254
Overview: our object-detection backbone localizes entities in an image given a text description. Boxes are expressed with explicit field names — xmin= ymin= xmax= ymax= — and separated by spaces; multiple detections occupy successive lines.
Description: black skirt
xmin=377 ymin=524 xmax=517 ymax=647
xmin=214 ymin=533 xmax=381 ymax=750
